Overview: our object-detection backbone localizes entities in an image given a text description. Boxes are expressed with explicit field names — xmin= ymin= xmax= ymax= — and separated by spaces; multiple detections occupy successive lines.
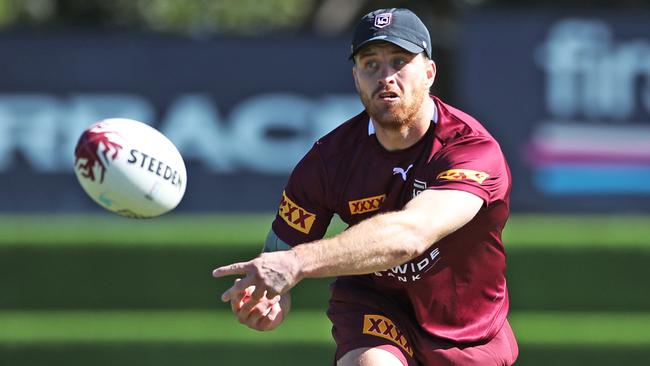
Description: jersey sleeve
xmin=271 ymin=144 xmax=334 ymax=246
xmin=429 ymin=136 xmax=510 ymax=205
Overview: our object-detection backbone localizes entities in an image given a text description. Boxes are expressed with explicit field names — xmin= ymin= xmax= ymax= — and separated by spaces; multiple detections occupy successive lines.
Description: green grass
xmin=0 ymin=214 xmax=278 ymax=246
xmin=509 ymin=312 xmax=650 ymax=346
xmin=1 ymin=310 xmax=649 ymax=346
xmin=1 ymin=214 xmax=649 ymax=247
xmin=1 ymin=213 xmax=648 ymax=365
xmin=0 ymin=310 xmax=331 ymax=344
xmin=503 ymin=215 xmax=650 ymax=247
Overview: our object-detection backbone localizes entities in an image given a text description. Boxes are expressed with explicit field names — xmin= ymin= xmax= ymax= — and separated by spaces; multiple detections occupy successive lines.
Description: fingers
xmin=228 ymin=278 xmax=283 ymax=331
xmin=237 ymin=297 xmax=282 ymax=331
xmin=265 ymin=288 xmax=280 ymax=299
xmin=229 ymin=282 xmax=254 ymax=313
xmin=238 ymin=287 xmax=273 ymax=315
xmin=257 ymin=302 xmax=283 ymax=331
xmin=213 ymin=260 xmax=257 ymax=302
xmin=215 ymin=253 xmax=294 ymax=304
xmin=220 ymin=275 xmax=254 ymax=302
xmin=212 ymin=262 xmax=249 ymax=278
xmin=249 ymin=283 xmax=266 ymax=303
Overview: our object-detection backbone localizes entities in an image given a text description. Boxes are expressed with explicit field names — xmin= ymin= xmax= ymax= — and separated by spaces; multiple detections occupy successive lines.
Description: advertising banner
xmin=2 ymin=9 xmax=649 ymax=213
xmin=0 ymin=32 xmax=362 ymax=212
xmin=458 ymin=10 xmax=650 ymax=212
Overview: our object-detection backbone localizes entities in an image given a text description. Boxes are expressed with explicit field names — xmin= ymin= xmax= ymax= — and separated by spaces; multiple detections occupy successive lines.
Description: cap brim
xmin=350 ymin=35 xmax=424 ymax=59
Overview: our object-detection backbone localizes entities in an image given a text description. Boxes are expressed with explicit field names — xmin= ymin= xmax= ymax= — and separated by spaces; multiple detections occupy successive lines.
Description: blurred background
xmin=0 ymin=0 xmax=649 ymax=365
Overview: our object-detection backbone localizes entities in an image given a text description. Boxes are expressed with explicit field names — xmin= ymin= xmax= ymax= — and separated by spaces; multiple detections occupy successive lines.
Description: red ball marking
xmin=74 ymin=124 xmax=123 ymax=183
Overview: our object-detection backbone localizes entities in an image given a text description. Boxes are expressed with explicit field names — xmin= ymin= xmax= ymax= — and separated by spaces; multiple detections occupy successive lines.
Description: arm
xmin=218 ymin=144 xmax=333 ymax=329
xmin=226 ymin=230 xmax=293 ymax=331
xmin=295 ymin=188 xmax=482 ymax=277
xmin=213 ymin=188 xmax=483 ymax=300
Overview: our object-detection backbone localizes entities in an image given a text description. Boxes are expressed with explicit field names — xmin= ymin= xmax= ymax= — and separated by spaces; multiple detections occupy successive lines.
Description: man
xmin=213 ymin=8 xmax=518 ymax=366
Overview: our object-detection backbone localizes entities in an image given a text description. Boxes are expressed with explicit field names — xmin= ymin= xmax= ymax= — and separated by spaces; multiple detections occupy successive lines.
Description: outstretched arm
xmin=213 ymin=188 xmax=483 ymax=302
xmin=294 ymin=189 xmax=482 ymax=277
xmin=222 ymin=231 xmax=293 ymax=331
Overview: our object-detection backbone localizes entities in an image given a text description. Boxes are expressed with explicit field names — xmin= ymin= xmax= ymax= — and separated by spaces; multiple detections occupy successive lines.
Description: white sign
xmin=537 ymin=19 xmax=650 ymax=120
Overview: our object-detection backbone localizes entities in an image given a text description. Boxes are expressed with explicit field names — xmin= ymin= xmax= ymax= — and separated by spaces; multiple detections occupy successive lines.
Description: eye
xmin=393 ymin=58 xmax=407 ymax=68
xmin=364 ymin=60 xmax=379 ymax=70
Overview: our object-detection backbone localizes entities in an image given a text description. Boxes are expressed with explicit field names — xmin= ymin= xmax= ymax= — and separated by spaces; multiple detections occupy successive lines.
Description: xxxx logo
xmin=437 ymin=169 xmax=489 ymax=184
xmin=349 ymin=194 xmax=385 ymax=215
xmin=279 ymin=191 xmax=316 ymax=234
xmin=363 ymin=314 xmax=413 ymax=357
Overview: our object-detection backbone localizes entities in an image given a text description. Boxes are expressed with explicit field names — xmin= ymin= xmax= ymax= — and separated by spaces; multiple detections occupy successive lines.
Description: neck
xmin=372 ymin=97 xmax=434 ymax=151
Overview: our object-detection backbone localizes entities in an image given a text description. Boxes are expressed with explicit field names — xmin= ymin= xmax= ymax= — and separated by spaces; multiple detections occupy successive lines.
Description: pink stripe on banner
xmin=526 ymin=142 xmax=650 ymax=165
xmin=526 ymin=122 xmax=650 ymax=166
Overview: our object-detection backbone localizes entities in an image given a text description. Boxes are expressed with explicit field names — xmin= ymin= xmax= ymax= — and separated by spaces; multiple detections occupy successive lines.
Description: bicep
xmin=403 ymin=188 xmax=483 ymax=244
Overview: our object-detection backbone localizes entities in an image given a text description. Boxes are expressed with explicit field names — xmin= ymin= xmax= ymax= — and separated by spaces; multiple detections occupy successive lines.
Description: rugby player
xmin=213 ymin=8 xmax=518 ymax=365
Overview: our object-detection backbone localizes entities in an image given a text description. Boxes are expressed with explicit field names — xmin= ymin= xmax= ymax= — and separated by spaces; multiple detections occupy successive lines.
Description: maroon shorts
xmin=326 ymin=280 xmax=518 ymax=366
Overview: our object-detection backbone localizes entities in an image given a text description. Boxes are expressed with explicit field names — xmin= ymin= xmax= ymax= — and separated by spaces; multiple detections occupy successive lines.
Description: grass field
xmin=1 ymin=213 xmax=649 ymax=365
xmin=1 ymin=213 xmax=649 ymax=247
xmin=1 ymin=311 xmax=650 ymax=346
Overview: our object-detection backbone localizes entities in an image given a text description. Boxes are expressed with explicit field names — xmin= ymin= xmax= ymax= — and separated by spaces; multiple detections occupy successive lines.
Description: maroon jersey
xmin=272 ymin=95 xmax=512 ymax=344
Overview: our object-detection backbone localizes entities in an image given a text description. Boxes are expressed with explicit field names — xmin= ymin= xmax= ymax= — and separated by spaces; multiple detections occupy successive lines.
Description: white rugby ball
xmin=74 ymin=118 xmax=187 ymax=218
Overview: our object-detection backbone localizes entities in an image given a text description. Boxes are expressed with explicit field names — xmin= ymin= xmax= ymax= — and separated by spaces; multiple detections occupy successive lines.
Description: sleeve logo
xmin=436 ymin=169 xmax=489 ymax=184
xmin=348 ymin=194 xmax=386 ymax=215
xmin=362 ymin=314 xmax=413 ymax=357
xmin=278 ymin=191 xmax=316 ymax=234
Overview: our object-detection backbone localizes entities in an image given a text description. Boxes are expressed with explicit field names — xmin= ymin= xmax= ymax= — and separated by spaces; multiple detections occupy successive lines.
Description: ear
xmin=426 ymin=60 xmax=436 ymax=88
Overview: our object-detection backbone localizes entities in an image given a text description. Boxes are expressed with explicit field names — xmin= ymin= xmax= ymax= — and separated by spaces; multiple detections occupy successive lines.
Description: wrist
xmin=290 ymin=244 xmax=309 ymax=281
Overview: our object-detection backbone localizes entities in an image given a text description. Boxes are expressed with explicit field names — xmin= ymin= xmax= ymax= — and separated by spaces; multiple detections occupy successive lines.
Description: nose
xmin=377 ymin=64 xmax=397 ymax=86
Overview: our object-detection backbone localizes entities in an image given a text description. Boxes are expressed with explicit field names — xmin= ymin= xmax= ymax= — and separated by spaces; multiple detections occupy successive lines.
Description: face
xmin=353 ymin=43 xmax=435 ymax=131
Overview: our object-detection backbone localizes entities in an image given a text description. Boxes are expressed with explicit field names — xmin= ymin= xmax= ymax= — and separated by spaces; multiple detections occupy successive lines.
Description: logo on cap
xmin=374 ymin=13 xmax=392 ymax=28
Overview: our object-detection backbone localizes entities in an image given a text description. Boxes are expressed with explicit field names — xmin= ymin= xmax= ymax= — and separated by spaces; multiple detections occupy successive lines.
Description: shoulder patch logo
xmin=349 ymin=194 xmax=386 ymax=215
xmin=279 ymin=191 xmax=316 ymax=234
xmin=436 ymin=169 xmax=489 ymax=184
xmin=363 ymin=314 xmax=413 ymax=356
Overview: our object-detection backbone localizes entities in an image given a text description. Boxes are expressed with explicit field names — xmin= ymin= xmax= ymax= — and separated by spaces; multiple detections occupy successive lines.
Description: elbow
xmin=382 ymin=212 xmax=439 ymax=262
xmin=398 ymin=233 xmax=432 ymax=261
xmin=401 ymin=217 xmax=445 ymax=259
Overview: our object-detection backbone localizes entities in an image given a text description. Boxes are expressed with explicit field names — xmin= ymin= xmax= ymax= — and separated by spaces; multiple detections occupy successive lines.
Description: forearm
xmin=293 ymin=210 xmax=432 ymax=279
xmin=214 ymin=190 xmax=482 ymax=300
xmin=291 ymin=190 xmax=483 ymax=280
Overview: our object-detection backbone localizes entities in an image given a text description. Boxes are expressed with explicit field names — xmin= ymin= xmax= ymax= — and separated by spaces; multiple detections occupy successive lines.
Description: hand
xmin=230 ymin=282 xmax=284 ymax=331
xmin=212 ymin=251 xmax=302 ymax=303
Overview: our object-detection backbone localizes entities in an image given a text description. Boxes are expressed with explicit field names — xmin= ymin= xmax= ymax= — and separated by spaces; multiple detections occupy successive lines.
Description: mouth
xmin=376 ymin=91 xmax=400 ymax=102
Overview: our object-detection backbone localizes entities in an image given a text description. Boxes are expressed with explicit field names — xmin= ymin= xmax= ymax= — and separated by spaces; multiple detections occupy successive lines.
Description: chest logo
xmin=374 ymin=247 xmax=441 ymax=283
xmin=437 ymin=169 xmax=489 ymax=184
xmin=278 ymin=191 xmax=316 ymax=234
xmin=349 ymin=194 xmax=386 ymax=215
xmin=392 ymin=164 xmax=413 ymax=181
